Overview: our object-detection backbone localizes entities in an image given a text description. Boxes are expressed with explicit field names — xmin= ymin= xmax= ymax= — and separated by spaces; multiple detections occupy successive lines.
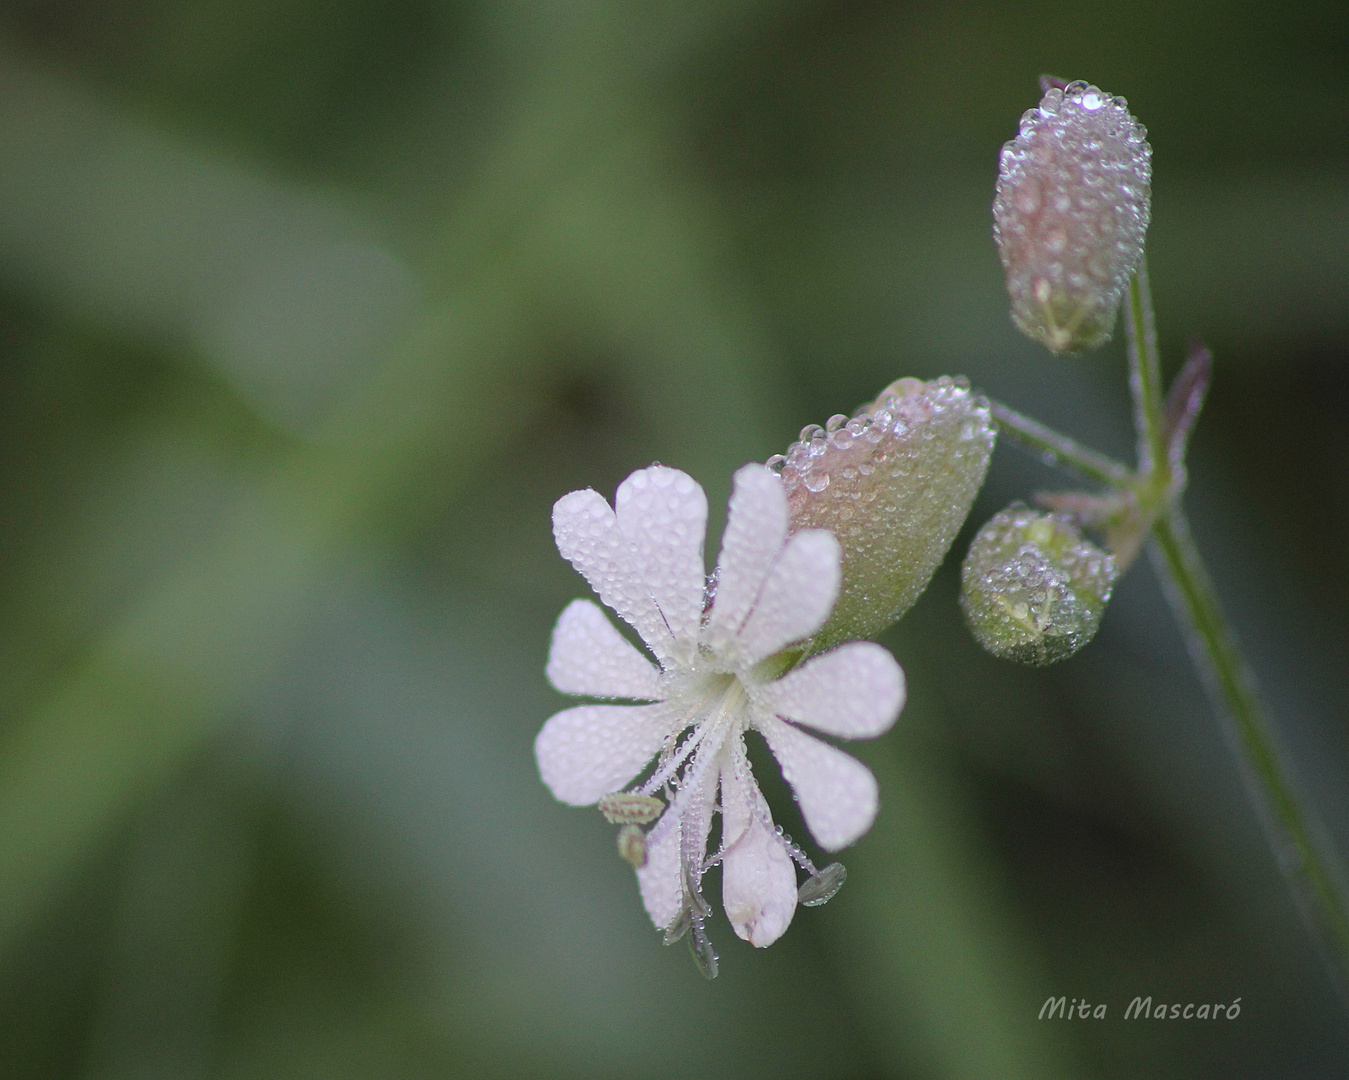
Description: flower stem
xmin=1150 ymin=510 xmax=1349 ymax=991
xmin=991 ymin=264 xmax=1349 ymax=997
xmin=1126 ymin=259 xmax=1168 ymax=480
xmin=1123 ymin=266 xmax=1349 ymax=995
xmin=988 ymin=401 xmax=1132 ymax=487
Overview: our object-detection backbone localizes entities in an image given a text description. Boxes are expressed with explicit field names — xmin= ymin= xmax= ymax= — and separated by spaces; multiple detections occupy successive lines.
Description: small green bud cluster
xmin=993 ymin=80 xmax=1151 ymax=353
xmin=960 ymin=506 xmax=1117 ymax=666
xmin=770 ymin=376 xmax=995 ymax=651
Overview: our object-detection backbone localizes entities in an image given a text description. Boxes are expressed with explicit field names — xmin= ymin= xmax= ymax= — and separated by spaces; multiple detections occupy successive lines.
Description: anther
xmin=617 ymin=824 xmax=648 ymax=869
xmin=597 ymin=792 xmax=665 ymax=825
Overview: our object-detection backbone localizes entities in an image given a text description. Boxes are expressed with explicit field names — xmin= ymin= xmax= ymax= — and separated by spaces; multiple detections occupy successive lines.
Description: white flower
xmin=536 ymin=463 xmax=905 ymax=969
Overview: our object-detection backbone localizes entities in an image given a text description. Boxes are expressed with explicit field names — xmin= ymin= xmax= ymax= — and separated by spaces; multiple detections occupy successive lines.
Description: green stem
xmin=1126 ymin=260 xmax=1169 ymax=481
xmin=1124 ymin=266 xmax=1349 ymax=995
xmin=1151 ymin=510 xmax=1349 ymax=989
xmin=988 ymin=401 xmax=1132 ymax=487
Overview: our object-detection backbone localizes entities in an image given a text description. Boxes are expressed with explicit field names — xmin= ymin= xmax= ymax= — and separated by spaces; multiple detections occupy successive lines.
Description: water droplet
xmin=803 ymin=471 xmax=830 ymax=493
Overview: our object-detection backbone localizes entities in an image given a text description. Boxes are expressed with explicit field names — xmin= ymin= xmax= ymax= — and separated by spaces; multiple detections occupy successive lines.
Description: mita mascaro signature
xmin=1039 ymin=997 xmax=1242 ymax=1021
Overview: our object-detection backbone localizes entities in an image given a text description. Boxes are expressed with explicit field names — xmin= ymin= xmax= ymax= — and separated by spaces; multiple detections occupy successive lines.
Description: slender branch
xmin=1151 ymin=510 xmax=1349 ymax=994
xmin=988 ymin=401 xmax=1132 ymax=487
xmin=1124 ymin=263 xmax=1349 ymax=997
xmin=1125 ymin=260 xmax=1169 ymax=481
xmin=992 ymin=262 xmax=1349 ymax=997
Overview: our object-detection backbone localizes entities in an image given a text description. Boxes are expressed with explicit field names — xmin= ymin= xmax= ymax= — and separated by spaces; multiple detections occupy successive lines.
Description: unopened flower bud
xmin=960 ymin=506 xmax=1118 ymax=665
xmin=993 ymin=80 xmax=1151 ymax=353
xmin=772 ymin=376 xmax=995 ymax=651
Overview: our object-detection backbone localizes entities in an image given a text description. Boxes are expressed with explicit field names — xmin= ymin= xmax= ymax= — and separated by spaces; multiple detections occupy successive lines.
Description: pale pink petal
xmin=552 ymin=488 xmax=674 ymax=660
xmin=636 ymin=751 xmax=717 ymax=930
xmin=546 ymin=600 xmax=662 ymax=701
xmin=758 ymin=717 xmax=879 ymax=851
xmin=737 ymin=529 xmax=841 ymax=663
xmin=614 ymin=467 xmax=708 ymax=652
xmin=635 ymin=805 xmax=684 ymax=930
xmin=757 ymin=642 xmax=904 ymax=738
xmin=535 ymin=703 xmax=672 ymax=806
xmin=705 ymin=464 xmax=788 ymax=651
xmin=719 ymin=740 xmax=797 ymax=947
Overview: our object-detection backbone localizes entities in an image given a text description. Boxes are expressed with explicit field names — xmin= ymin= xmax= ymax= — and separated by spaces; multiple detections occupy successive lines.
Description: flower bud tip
xmin=993 ymin=80 xmax=1151 ymax=354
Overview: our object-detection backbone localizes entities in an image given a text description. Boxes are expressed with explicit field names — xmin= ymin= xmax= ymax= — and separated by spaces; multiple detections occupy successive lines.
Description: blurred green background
xmin=0 ymin=0 xmax=1345 ymax=1077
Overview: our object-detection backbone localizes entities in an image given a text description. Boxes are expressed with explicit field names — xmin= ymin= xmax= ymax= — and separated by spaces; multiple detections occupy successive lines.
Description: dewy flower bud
xmin=771 ymin=376 xmax=995 ymax=652
xmin=960 ymin=506 xmax=1118 ymax=666
xmin=993 ymin=80 xmax=1151 ymax=353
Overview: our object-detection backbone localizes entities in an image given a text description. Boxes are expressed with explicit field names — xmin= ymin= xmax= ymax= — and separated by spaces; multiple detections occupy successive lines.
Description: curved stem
xmin=1151 ymin=510 xmax=1349 ymax=994
xmin=1124 ymin=265 xmax=1349 ymax=997
xmin=993 ymin=265 xmax=1349 ymax=997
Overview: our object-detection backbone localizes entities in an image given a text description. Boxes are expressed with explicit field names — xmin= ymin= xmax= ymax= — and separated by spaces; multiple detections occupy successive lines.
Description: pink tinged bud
xmin=771 ymin=376 xmax=995 ymax=651
xmin=993 ymin=80 xmax=1152 ymax=353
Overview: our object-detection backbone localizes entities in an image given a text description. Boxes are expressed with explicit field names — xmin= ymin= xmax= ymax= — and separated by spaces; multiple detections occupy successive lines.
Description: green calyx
xmin=960 ymin=505 xmax=1117 ymax=666
xmin=773 ymin=376 xmax=995 ymax=652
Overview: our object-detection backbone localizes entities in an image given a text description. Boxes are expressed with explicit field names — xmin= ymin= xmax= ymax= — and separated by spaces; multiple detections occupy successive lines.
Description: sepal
xmin=960 ymin=505 xmax=1118 ymax=665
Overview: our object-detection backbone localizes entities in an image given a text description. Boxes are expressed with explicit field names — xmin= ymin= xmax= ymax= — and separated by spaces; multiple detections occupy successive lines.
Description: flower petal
xmin=759 ymin=717 xmax=879 ymax=851
xmin=552 ymin=488 xmax=674 ymax=660
xmin=737 ymin=529 xmax=841 ymax=663
xmin=535 ymin=703 xmax=672 ymax=806
xmin=637 ymin=747 xmax=717 ymax=930
xmin=635 ymin=806 xmax=684 ymax=931
xmin=614 ymin=466 xmax=708 ymax=652
xmin=546 ymin=599 xmax=662 ymax=701
xmin=757 ymin=642 xmax=904 ymax=738
xmin=705 ymin=464 xmax=788 ymax=650
xmin=719 ymin=739 xmax=797 ymax=947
